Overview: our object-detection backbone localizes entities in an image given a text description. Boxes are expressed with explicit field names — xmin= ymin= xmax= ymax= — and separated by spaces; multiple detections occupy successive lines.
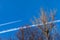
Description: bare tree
xmin=7 ymin=8 xmax=59 ymax=40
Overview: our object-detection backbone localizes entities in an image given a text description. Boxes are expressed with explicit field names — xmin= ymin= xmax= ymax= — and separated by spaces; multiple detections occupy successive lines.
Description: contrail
xmin=0 ymin=20 xmax=22 ymax=27
xmin=0 ymin=20 xmax=60 ymax=34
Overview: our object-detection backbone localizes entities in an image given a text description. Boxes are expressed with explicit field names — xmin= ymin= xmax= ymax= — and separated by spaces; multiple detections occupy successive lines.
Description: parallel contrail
xmin=0 ymin=20 xmax=22 ymax=27
xmin=0 ymin=20 xmax=60 ymax=34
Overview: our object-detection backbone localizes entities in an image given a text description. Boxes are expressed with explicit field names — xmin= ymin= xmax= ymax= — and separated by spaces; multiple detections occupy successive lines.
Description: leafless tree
xmin=1 ymin=8 xmax=59 ymax=40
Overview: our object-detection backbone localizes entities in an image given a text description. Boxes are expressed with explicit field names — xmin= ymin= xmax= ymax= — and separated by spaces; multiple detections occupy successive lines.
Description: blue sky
xmin=0 ymin=0 xmax=60 ymax=38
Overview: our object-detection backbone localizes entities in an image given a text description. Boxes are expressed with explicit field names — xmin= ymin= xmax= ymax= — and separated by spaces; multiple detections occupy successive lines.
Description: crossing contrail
xmin=0 ymin=20 xmax=22 ymax=27
xmin=0 ymin=20 xmax=60 ymax=34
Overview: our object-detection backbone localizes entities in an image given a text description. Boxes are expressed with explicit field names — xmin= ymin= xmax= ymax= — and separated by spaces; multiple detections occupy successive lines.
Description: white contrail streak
xmin=0 ymin=20 xmax=22 ymax=27
xmin=0 ymin=20 xmax=60 ymax=34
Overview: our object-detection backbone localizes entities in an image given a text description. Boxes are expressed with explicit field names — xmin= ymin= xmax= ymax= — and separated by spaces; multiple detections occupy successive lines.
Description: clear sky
xmin=0 ymin=0 xmax=60 ymax=39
